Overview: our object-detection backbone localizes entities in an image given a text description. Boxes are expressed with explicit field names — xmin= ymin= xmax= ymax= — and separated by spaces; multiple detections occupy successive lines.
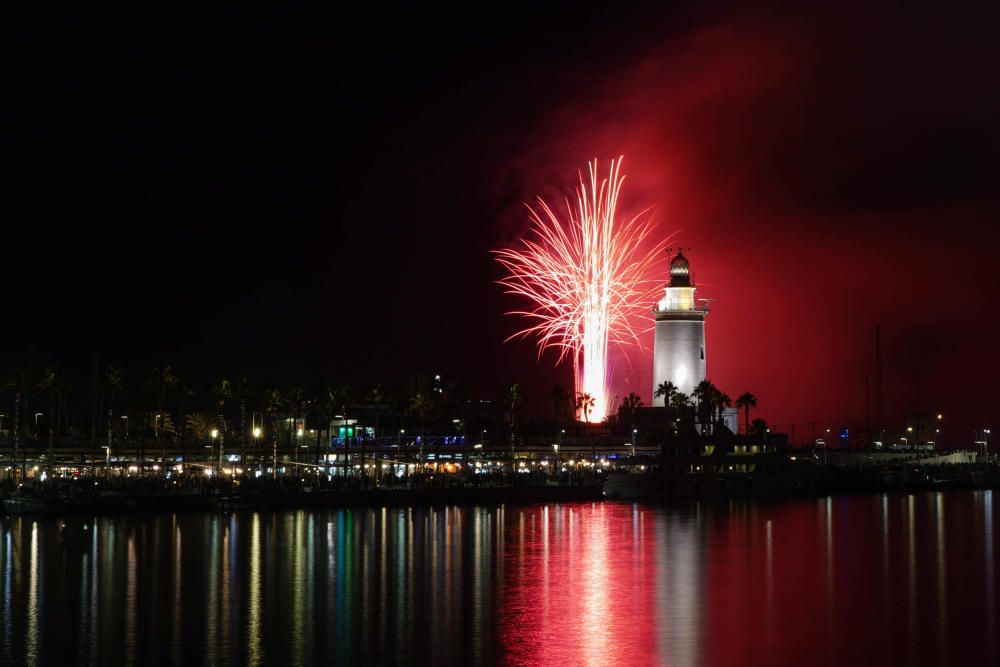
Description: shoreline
xmin=3 ymin=466 xmax=998 ymax=516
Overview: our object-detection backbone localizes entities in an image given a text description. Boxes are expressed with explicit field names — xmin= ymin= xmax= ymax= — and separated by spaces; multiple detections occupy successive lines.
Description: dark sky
xmin=3 ymin=3 xmax=999 ymax=443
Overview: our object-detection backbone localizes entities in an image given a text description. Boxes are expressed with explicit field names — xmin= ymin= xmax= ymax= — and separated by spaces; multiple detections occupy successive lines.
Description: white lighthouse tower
xmin=652 ymin=249 xmax=708 ymax=400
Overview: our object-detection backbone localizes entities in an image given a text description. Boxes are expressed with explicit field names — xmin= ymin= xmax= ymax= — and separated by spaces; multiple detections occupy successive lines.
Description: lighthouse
xmin=652 ymin=249 xmax=708 ymax=400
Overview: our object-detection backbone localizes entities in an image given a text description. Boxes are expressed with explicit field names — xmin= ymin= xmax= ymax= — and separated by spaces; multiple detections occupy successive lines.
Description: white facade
xmin=652 ymin=250 xmax=708 ymax=400
xmin=652 ymin=318 xmax=706 ymax=398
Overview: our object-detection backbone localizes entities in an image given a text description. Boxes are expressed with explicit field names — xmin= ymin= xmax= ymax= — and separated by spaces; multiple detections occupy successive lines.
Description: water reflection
xmin=0 ymin=492 xmax=996 ymax=665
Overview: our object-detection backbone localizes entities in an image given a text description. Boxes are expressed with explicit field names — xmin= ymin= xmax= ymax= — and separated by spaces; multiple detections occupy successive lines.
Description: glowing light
xmin=495 ymin=157 xmax=661 ymax=421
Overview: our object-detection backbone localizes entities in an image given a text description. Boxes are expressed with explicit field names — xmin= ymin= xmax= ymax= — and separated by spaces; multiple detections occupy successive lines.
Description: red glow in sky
xmin=487 ymin=5 xmax=1000 ymax=440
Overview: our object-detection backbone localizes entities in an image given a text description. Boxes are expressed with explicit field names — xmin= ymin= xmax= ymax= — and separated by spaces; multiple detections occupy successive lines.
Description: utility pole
xmin=875 ymin=324 xmax=884 ymax=446
xmin=865 ymin=375 xmax=871 ymax=449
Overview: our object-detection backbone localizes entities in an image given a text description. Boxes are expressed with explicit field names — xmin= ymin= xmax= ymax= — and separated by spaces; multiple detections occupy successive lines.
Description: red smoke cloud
xmin=488 ymin=4 xmax=1000 ymax=442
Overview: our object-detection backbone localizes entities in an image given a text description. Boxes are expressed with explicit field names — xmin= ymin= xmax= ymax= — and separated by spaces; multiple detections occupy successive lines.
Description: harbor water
xmin=0 ymin=491 xmax=997 ymax=665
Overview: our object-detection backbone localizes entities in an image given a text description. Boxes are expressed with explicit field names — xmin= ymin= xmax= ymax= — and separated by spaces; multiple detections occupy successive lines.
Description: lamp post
xmin=296 ymin=426 xmax=304 ymax=471
xmin=631 ymin=428 xmax=638 ymax=470
xmin=211 ymin=428 xmax=219 ymax=476
xmin=399 ymin=429 xmax=405 ymax=470
xmin=253 ymin=427 xmax=262 ymax=472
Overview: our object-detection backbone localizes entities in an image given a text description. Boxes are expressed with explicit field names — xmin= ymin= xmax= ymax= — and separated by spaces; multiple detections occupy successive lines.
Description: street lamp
xmin=252 ymin=427 xmax=262 ymax=471
xmin=211 ymin=428 xmax=219 ymax=474
xmin=631 ymin=428 xmax=638 ymax=467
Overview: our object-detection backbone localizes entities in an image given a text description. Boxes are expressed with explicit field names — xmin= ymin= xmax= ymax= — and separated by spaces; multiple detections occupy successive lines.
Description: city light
xmin=495 ymin=157 xmax=662 ymax=421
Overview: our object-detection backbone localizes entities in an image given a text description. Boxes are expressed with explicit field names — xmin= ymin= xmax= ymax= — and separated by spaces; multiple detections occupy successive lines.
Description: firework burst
xmin=494 ymin=157 xmax=663 ymax=422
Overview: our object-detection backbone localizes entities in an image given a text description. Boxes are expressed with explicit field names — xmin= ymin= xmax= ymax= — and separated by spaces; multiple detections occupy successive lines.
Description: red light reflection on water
xmin=496 ymin=495 xmax=1000 ymax=667
xmin=499 ymin=503 xmax=675 ymax=666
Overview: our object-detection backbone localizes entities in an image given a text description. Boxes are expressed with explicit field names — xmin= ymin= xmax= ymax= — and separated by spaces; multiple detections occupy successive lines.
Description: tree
xmin=232 ymin=377 xmax=252 ymax=466
xmin=715 ymin=390 xmax=732 ymax=425
xmin=670 ymin=391 xmax=691 ymax=408
xmin=149 ymin=366 xmax=179 ymax=467
xmin=575 ymin=392 xmax=595 ymax=424
xmin=735 ymin=392 xmax=758 ymax=436
xmin=410 ymin=392 xmax=434 ymax=464
xmin=176 ymin=384 xmax=196 ymax=470
xmin=751 ymin=418 xmax=769 ymax=439
xmin=106 ymin=366 xmax=125 ymax=464
xmin=210 ymin=378 xmax=232 ymax=473
xmin=286 ymin=385 xmax=308 ymax=465
xmin=653 ymin=381 xmax=677 ymax=408
xmin=506 ymin=383 xmax=523 ymax=456
xmin=263 ymin=388 xmax=285 ymax=478
xmin=546 ymin=384 xmax=569 ymax=425
xmin=619 ymin=392 xmax=643 ymax=426
xmin=367 ymin=385 xmax=393 ymax=483
xmin=185 ymin=412 xmax=217 ymax=446
xmin=39 ymin=366 xmax=70 ymax=468
xmin=5 ymin=368 xmax=32 ymax=479
xmin=692 ymin=380 xmax=717 ymax=429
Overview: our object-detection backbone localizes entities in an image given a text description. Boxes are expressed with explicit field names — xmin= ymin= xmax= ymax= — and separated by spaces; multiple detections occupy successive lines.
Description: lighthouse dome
xmin=669 ymin=250 xmax=692 ymax=287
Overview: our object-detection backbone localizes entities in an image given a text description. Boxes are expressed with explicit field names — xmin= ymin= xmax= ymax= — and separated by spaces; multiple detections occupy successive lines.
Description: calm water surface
xmin=0 ymin=491 xmax=997 ymax=666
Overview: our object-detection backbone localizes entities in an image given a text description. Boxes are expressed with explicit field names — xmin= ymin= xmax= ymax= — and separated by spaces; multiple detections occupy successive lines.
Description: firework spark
xmin=494 ymin=157 xmax=663 ymax=421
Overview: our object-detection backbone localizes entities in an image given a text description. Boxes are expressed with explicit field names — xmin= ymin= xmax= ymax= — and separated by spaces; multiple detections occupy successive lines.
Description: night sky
xmin=4 ymin=3 xmax=999 ymax=442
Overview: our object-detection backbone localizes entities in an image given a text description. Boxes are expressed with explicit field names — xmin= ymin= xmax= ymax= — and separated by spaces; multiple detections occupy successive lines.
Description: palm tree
xmin=263 ymin=388 xmax=285 ymax=478
xmin=653 ymin=381 xmax=677 ymax=408
xmin=148 ymin=366 xmax=178 ymax=467
xmin=5 ymin=368 xmax=32 ymax=479
xmin=715 ymin=391 xmax=732 ymax=425
xmin=751 ymin=418 xmax=769 ymax=439
xmin=368 ymin=385 xmax=389 ymax=482
xmin=232 ymin=377 xmax=252 ymax=466
xmin=185 ymin=412 xmax=217 ymax=466
xmin=692 ymin=380 xmax=717 ymax=429
xmin=575 ymin=392 xmax=595 ymax=424
xmin=506 ymin=383 xmax=523 ymax=458
xmin=106 ymin=366 xmax=125 ymax=466
xmin=39 ymin=366 xmax=70 ymax=469
xmin=620 ymin=392 xmax=643 ymax=427
xmin=410 ymin=392 xmax=434 ymax=464
xmin=176 ymin=384 xmax=195 ymax=471
xmin=735 ymin=392 xmax=758 ymax=436
xmin=575 ymin=392 xmax=597 ymax=461
xmin=210 ymin=378 xmax=232 ymax=472
xmin=670 ymin=391 xmax=691 ymax=408
xmin=546 ymin=384 xmax=568 ymax=424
